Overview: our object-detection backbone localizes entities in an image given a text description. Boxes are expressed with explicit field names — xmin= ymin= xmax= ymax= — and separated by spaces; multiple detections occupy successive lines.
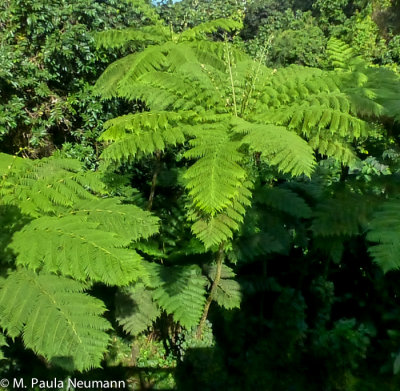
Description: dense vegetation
xmin=1 ymin=0 xmax=400 ymax=390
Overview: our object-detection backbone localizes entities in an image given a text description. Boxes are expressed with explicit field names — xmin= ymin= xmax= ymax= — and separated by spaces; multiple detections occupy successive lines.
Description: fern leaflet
xmin=0 ymin=270 xmax=110 ymax=371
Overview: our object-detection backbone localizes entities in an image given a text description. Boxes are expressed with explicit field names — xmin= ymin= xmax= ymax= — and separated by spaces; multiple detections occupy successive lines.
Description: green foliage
xmin=0 ymin=153 xmax=104 ymax=216
xmin=312 ymin=319 xmax=372 ymax=389
xmin=204 ymin=264 xmax=241 ymax=309
xmin=269 ymin=23 xmax=326 ymax=67
xmin=256 ymin=186 xmax=312 ymax=218
xmin=0 ymin=152 xmax=160 ymax=370
xmin=10 ymin=216 xmax=147 ymax=286
xmin=115 ymin=260 xmax=209 ymax=333
xmin=312 ymin=191 xmax=372 ymax=237
xmin=184 ymin=124 xmax=246 ymax=213
xmin=0 ymin=269 xmax=110 ymax=371
xmin=99 ymin=111 xmax=193 ymax=163
xmin=116 ymin=284 xmax=161 ymax=336
xmin=148 ymin=263 xmax=207 ymax=328
xmin=95 ymin=24 xmax=400 ymax=248
xmin=326 ymin=37 xmax=356 ymax=69
xmin=157 ymin=0 xmax=246 ymax=33
xmin=0 ymin=0 xmax=150 ymax=153
xmin=3 ymin=2 xmax=400 ymax=387
xmin=367 ymin=200 xmax=400 ymax=272
xmin=0 ymin=333 xmax=7 ymax=361
xmin=134 ymin=335 xmax=177 ymax=389
xmin=235 ymin=120 xmax=316 ymax=176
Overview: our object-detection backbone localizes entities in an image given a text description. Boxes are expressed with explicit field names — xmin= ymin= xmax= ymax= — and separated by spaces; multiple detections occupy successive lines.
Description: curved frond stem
xmin=196 ymin=242 xmax=225 ymax=339
xmin=240 ymin=35 xmax=273 ymax=116
xmin=224 ymin=40 xmax=238 ymax=117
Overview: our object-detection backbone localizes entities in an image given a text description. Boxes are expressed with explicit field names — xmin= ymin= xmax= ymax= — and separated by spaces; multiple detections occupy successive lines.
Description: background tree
xmin=0 ymin=0 xmax=152 ymax=159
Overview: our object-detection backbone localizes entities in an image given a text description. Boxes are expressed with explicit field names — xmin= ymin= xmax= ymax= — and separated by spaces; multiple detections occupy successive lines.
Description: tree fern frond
xmin=312 ymin=193 xmax=373 ymax=237
xmin=179 ymin=18 xmax=242 ymax=41
xmin=189 ymin=180 xmax=252 ymax=248
xmin=10 ymin=216 xmax=147 ymax=286
xmin=0 ymin=154 xmax=104 ymax=217
xmin=261 ymin=100 xmax=370 ymax=140
xmin=0 ymin=270 xmax=110 ymax=371
xmin=308 ymin=134 xmax=357 ymax=166
xmin=92 ymin=53 xmax=138 ymax=99
xmin=100 ymin=110 xmax=198 ymax=141
xmin=131 ymin=70 xmax=225 ymax=110
xmin=146 ymin=263 xmax=207 ymax=328
xmin=66 ymin=198 xmax=159 ymax=242
xmin=95 ymin=25 xmax=170 ymax=49
xmin=116 ymin=283 xmax=160 ymax=336
xmin=233 ymin=120 xmax=316 ymax=177
xmin=99 ymin=111 xmax=196 ymax=161
xmin=233 ymin=232 xmax=286 ymax=262
xmin=205 ymin=264 xmax=241 ymax=309
xmin=184 ymin=125 xmax=246 ymax=214
xmin=101 ymin=128 xmax=185 ymax=163
xmin=94 ymin=44 xmax=169 ymax=99
xmin=367 ymin=200 xmax=400 ymax=273
xmin=256 ymin=186 xmax=312 ymax=218
xmin=192 ymin=40 xmax=251 ymax=68
xmin=327 ymin=38 xmax=356 ymax=70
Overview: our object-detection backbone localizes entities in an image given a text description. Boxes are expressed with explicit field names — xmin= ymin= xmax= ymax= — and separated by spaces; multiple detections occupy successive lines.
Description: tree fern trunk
xmin=196 ymin=243 xmax=225 ymax=339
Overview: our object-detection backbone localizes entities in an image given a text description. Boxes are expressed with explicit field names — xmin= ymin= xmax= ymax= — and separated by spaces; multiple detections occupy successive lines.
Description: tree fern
xmin=0 ymin=269 xmax=110 ymax=371
xmin=95 ymin=31 xmax=400 ymax=248
xmin=92 ymin=17 xmax=400 ymax=343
